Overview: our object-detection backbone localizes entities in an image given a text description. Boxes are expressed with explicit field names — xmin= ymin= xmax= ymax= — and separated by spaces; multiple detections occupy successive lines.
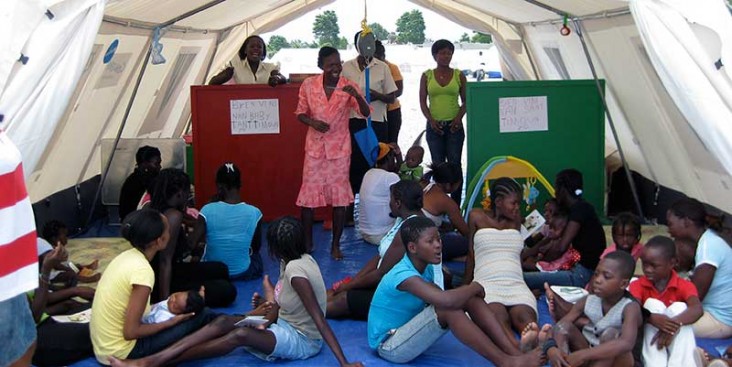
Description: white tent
xmin=1 ymin=0 xmax=731 ymax=226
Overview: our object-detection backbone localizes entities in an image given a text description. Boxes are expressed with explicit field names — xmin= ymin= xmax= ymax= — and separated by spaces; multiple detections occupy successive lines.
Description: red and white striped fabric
xmin=0 ymin=130 xmax=38 ymax=302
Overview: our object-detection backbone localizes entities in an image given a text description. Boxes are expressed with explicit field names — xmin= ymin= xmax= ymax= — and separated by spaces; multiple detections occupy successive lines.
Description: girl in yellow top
xmin=90 ymin=210 xmax=213 ymax=365
xmin=209 ymin=35 xmax=285 ymax=87
xmin=419 ymin=39 xmax=467 ymax=207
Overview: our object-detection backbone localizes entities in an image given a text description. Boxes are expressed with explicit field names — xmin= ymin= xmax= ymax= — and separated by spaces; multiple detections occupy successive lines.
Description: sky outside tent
xmin=261 ymin=0 xmax=476 ymax=45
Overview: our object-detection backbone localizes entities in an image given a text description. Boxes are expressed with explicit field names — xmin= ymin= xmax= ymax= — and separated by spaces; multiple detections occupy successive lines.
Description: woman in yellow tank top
xmin=419 ymin=39 xmax=467 ymax=207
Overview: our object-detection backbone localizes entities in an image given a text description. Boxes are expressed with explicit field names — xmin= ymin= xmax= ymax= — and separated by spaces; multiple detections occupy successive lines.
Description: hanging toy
xmin=523 ymin=177 xmax=540 ymax=211
xmin=560 ymin=15 xmax=571 ymax=36
xmin=481 ymin=178 xmax=492 ymax=211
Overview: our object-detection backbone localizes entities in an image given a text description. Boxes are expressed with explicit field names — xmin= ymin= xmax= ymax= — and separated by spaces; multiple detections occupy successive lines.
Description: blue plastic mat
xmin=67 ymin=222 xmax=730 ymax=366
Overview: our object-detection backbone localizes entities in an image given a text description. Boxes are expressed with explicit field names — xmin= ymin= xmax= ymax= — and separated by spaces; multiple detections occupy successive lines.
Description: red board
xmin=191 ymin=84 xmax=328 ymax=221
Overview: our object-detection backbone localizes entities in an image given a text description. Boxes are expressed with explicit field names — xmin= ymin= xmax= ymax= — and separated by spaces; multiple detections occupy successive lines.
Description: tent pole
xmin=86 ymin=0 xmax=231 ymax=227
xmin=85 ymin=39 xmax=153 ymax=227
xmin=572 ymin=19 xmax=646 ymax=220
xmin=158 ymin=0 xmax=227 ymax=28
xmin=186 ymin=31 xmax=223 ymax=135
xmin=511 ymin=23 xmax=540 ymax=80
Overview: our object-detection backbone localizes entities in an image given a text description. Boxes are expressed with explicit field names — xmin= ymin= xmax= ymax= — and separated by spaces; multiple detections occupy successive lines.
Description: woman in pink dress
xmin=295 ymin=46 xmax=370 ymax=260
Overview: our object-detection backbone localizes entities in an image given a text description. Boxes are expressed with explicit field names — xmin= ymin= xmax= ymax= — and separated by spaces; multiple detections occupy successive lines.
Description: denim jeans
xmin=523 ymin=263 xmax=594 ymax=291
xmin=0 ymin=293 xmax=36 ymax=366
xmin=425 ymin=121 xmax=464 ymax=205
xmin=377 ymin=305 xmax=447 ymax=363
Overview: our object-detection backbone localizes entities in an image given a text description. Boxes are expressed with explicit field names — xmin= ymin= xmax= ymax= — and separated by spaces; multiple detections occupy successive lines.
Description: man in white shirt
xmin=343 ymin=31 xmax=398 ymax=195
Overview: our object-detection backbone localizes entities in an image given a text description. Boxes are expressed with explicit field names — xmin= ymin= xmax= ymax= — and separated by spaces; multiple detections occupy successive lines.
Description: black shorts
xmin=346 ymin=288 xmax=376 ymax=320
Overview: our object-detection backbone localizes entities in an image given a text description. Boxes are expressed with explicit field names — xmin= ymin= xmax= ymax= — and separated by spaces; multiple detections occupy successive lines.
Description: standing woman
xmin=295 ymin=47 xmax=370 ymax=260
xmin=208 ymin=35 xmax=286 ymax=86
xmin=420 ymin=39 xmax=467 ymax=206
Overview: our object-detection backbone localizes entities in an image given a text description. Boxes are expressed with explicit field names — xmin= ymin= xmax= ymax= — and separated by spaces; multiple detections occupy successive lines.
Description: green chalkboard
xmin=466 ymin=80 xmax=606 ymax=216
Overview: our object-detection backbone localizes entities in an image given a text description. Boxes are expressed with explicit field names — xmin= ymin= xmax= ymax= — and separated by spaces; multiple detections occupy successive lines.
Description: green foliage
xmin=267 ymin=35 xmax=290 ymax=56
xmin=458 ymin=33 xmax=470 ymax=43
xmin=368 ymin=22 xmax=389 ymax=41
xmin=289 ymin=39 xmax=312 ymax=48
xmin=395 ymin=10 xmax=426 ymax=44
xmin=313 ymin=10 xmax=341 ymax=48
xmin=471 ymin=32 xmax=493 ymax=44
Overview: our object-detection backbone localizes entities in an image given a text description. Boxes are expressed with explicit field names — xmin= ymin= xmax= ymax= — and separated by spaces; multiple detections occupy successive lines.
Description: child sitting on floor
xmin=142 ymin=287 xmax=206 ymax=324
xmin=536 ymin=216 xmax=581 ymax=272
xmin=602 ymin=212 xmax=644 ymax=261
xmin=525 ymin=198 xmax=558 ymax=248
xmin=523 ymin=208 xmax=581 ymax=272
xmin=398 ymin=145 xmax=424 ymax=181
xmin=368 ymin=216 xmax=543 ymax=366
xmin=40 ymin=220 xmax=100 ymax=285
xmin=628 ymin=236 xmax=703 ymax=367
xmin=546 ymin=251 xmax=642 ymax=367
xmin=108 ymin=216 xmax=362 ymax=367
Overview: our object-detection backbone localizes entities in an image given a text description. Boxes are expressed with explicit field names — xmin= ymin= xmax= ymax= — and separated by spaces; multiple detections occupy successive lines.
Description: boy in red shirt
xmin=629 ymin=236 xmax=703 ymax=366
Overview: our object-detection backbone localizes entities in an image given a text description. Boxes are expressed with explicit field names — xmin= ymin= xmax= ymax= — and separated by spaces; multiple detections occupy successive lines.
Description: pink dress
xmin=295 ymin=74 xmax=366 ymax=208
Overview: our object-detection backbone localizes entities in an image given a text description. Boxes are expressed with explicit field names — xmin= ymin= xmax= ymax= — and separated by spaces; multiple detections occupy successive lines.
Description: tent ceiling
xmin=104 ymin=0 xmax=303 ymax=31
xmin=101 ymin=0 xmax=633 ymax=31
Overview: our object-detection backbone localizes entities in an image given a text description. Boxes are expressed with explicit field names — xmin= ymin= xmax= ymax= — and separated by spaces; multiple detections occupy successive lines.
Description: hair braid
xmin=489 ymin=177 xmax=522 ymax=212
xmin=267 ymin=216 xmax=306 ymax=262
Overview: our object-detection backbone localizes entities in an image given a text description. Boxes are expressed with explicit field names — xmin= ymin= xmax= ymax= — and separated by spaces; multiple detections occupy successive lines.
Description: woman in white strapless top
xmin=464 ymin=177 xmax=539 ymax=347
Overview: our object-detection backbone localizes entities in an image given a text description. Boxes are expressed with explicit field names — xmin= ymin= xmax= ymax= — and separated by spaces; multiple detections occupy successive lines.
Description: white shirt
xmin=341 ymin=58 xmax=397 ymax=122
xmin=228 ymin=57 xmax=280 ymax=84
xmin=358 ymin=168 xmax=400 ymax=238
xmin=142 ymin=300 xmax=175 ymax=324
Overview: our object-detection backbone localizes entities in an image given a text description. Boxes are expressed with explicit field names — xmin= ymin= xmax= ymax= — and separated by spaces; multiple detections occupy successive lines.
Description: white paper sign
xmin=498 ymin=96 xmax=548 ymax=133
xmin=230 ymin=99 xmax=280 ymax=135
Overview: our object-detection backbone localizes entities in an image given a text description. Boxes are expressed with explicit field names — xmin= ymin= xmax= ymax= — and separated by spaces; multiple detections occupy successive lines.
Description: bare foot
xmin=520 ymin=322 xmax=539 ymax=352
xmin=261 ymin=275 xmax=275 ymax=302
xmin=544 ymin=282 xmax=556 ymax=320
xmin=249 ymin=301 xmax=274 ymax=316
xmin=87 ymin=259 xmax=99 ymax=270
xmin=108 ymin=356 xmax=145 ymax=367
xmin=509 ymin=348 xmax=543 ymax=367
xmin=251 ymin=292 xmax=262 ymax=309
xmin=331 ymin=246 xmax=343 ymax=260
xmin=538 ymin=324 xmax=553 ymax=345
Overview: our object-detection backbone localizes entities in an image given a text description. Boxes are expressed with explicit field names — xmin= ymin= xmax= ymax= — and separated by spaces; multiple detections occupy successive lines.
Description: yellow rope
xmin=361 ymin=0 xmax=372 ymax=35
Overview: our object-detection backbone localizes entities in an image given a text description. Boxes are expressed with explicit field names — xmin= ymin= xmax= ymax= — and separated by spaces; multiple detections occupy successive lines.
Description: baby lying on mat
xmin=142 ymin=287 xmax=205 ymax=324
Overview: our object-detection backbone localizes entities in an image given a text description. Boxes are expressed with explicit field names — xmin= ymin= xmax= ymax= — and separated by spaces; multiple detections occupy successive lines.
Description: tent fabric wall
xmin=4 ymin=0 xmax=732 ymax=221
xmin=516 ymin=11 xmax=732 ymax=214
xmin=0 ymin=0 xmax=105 ymax=188
xmin=631 ymin=0 xmax=732 ymax=179
xmin=26 ymin=23 xmax=218 ymax=201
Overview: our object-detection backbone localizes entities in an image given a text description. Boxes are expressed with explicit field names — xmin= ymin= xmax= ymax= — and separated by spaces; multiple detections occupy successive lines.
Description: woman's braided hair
xmin=267 ymin=216 xmax=307 ymax=262
xmin=149 ymin=168 xmax=190 ymax=211
xmin=489 ymin=177 xmax=522 ymax=213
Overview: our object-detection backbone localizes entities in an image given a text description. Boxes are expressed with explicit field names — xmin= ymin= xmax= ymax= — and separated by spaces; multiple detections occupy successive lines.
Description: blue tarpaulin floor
xmin=67 ymin=221 xmax=730 ymax=366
